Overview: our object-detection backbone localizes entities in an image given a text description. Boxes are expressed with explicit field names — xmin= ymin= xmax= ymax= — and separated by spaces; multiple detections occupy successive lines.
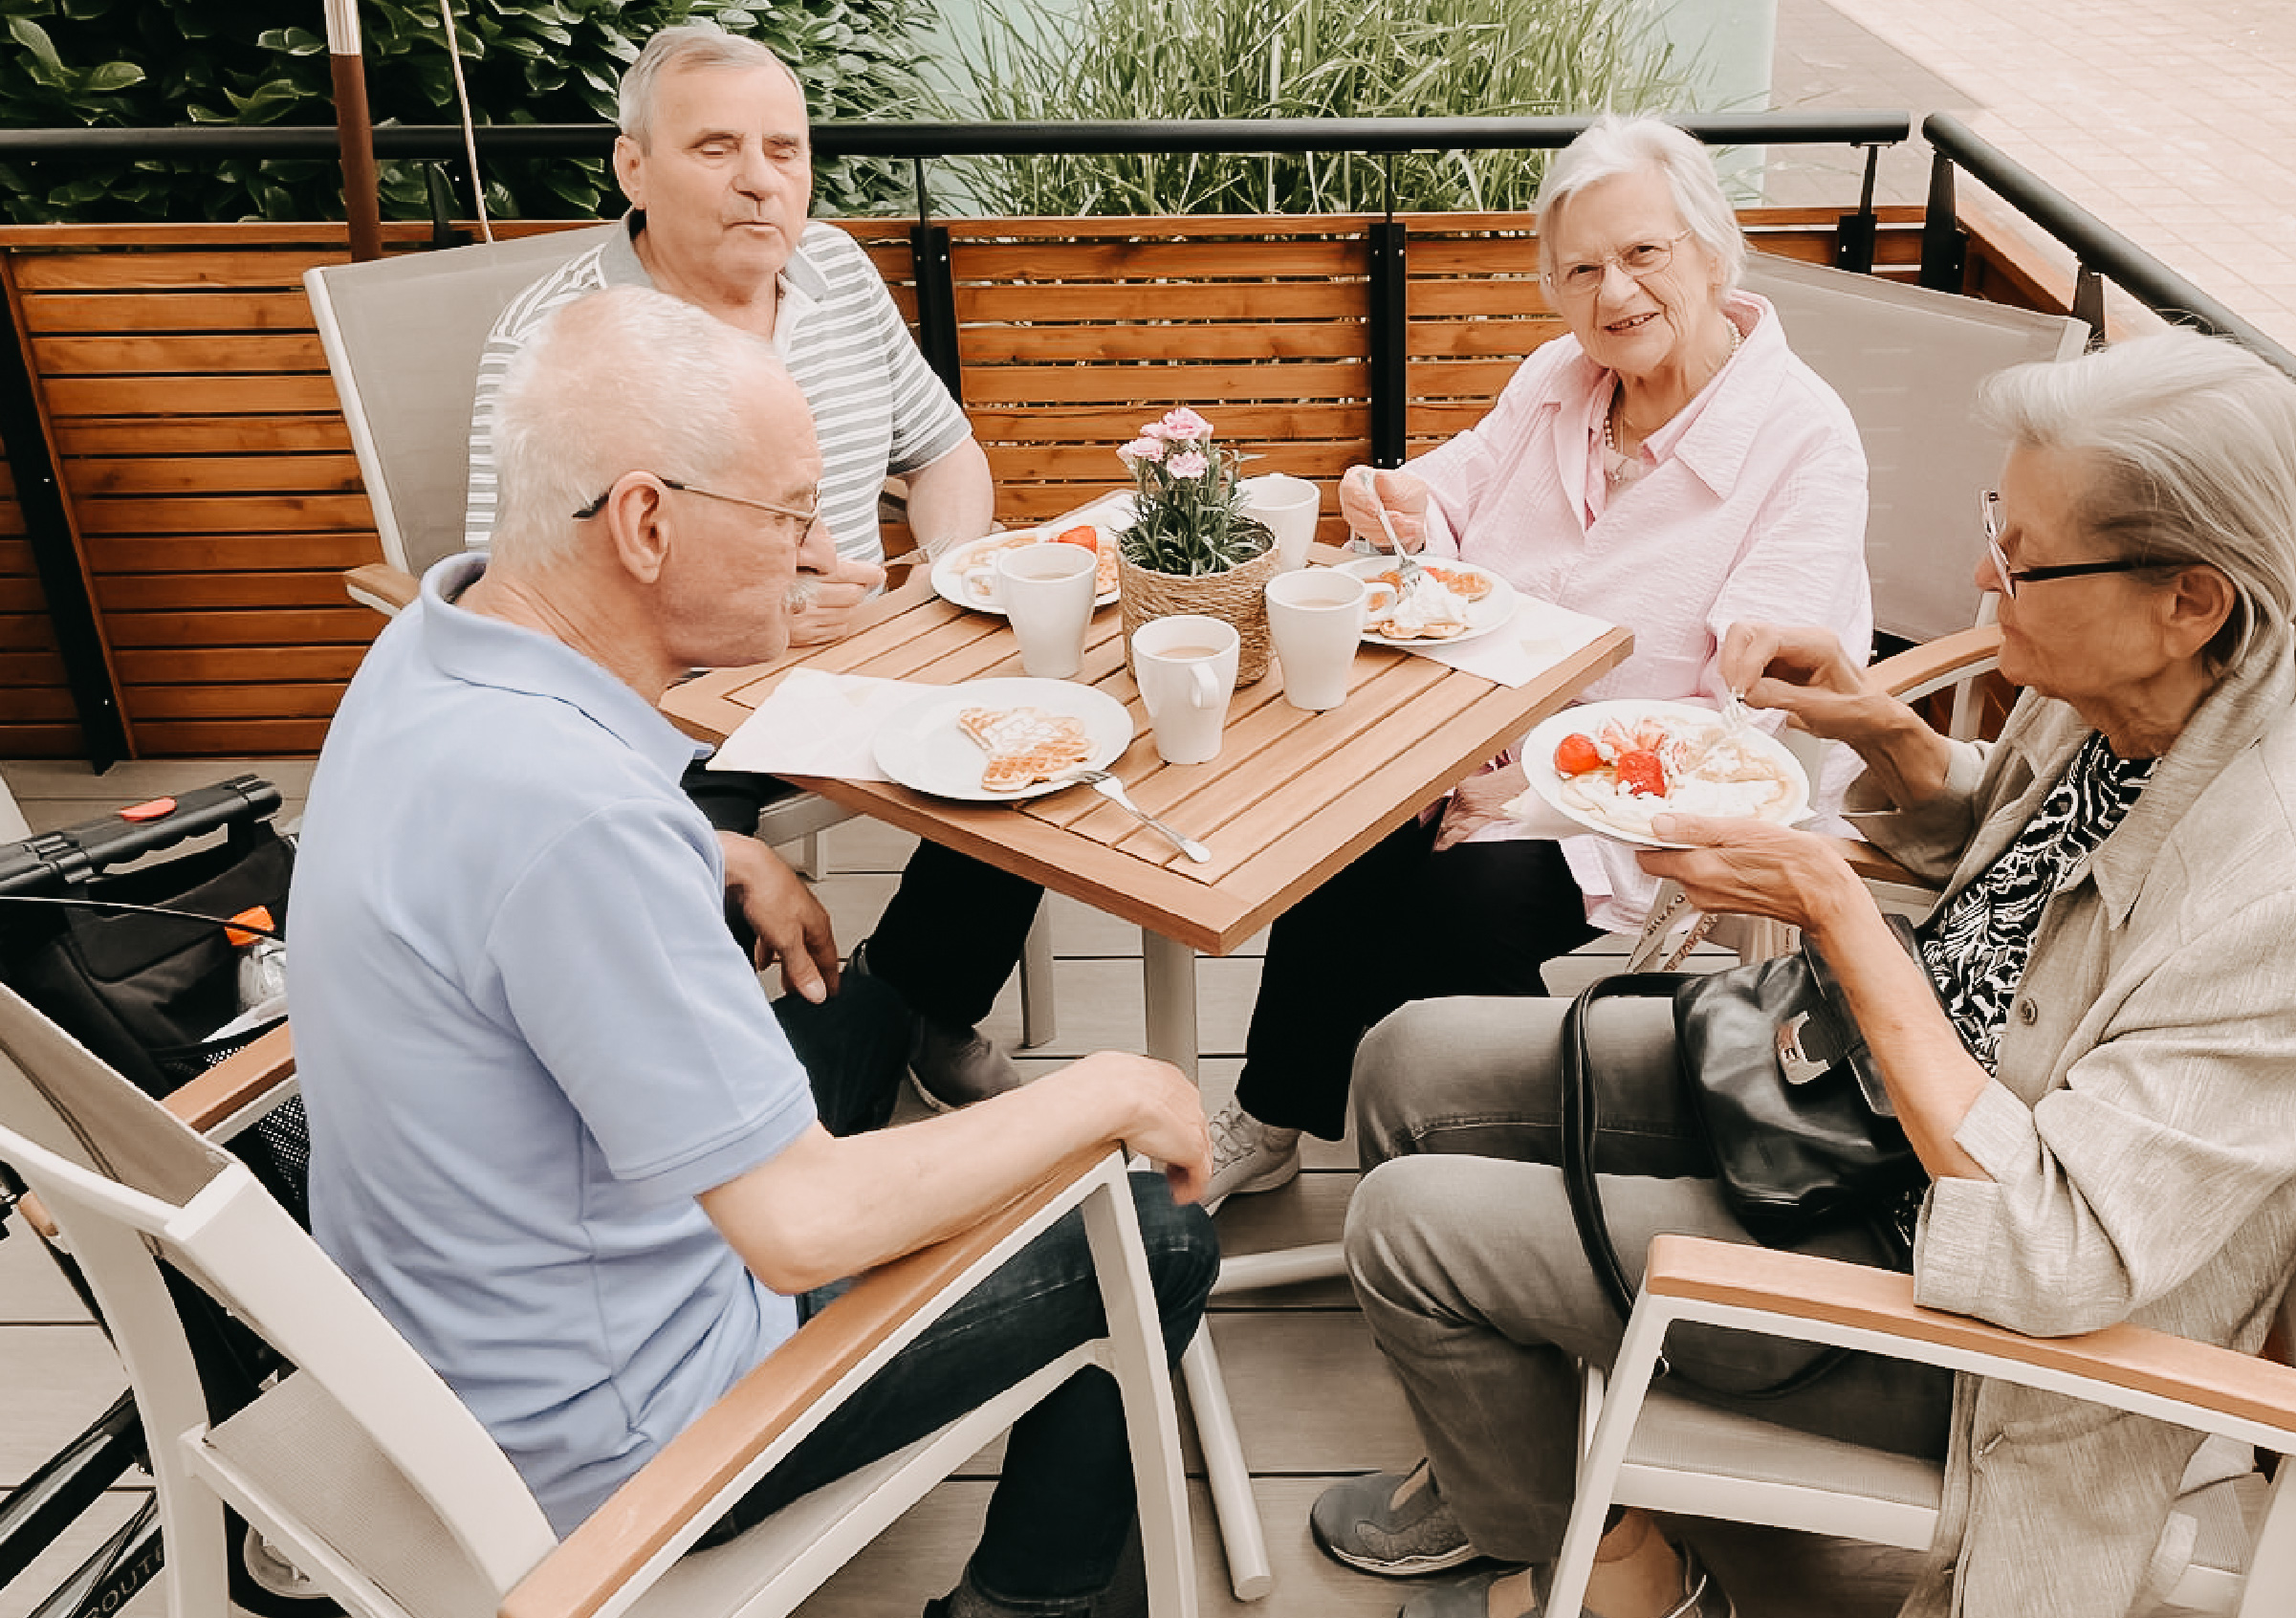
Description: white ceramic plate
xmin=933 ymin=524 xmax=1122 ymax=616
xmin=1337 ymin=556 xmax=1520 ymax=647
xmin=1516 ymin=698 xmax=1811 ymax=849
xmin=873 ymin=677 xmax=1133 ymax=802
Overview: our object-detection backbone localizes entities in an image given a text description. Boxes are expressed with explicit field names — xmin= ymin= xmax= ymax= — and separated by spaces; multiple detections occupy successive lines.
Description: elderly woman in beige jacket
xmin=1318 ymin=327 xmax=2296 ymax=1618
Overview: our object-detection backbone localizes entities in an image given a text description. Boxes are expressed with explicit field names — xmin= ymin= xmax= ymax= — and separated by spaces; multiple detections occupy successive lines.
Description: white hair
xmin=489 ymin=287 xmax=779 ymax=571
xmin=1979 ymin=328 xmax=2296 ymax=671
xmin=617 ymin=22 xmax=802 ymax=149
xmin=1535 ymin=116 xmax=1745 ymax=296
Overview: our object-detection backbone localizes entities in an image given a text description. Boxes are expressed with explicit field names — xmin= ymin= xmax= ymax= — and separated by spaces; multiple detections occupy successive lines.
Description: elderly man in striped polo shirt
xmin=461 ymin=21 xmax=1041 ymax=1108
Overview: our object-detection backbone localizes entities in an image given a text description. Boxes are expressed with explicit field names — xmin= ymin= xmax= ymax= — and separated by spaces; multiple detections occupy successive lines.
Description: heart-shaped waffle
xmin=957 ymin=705 xmax=1095 ymax=793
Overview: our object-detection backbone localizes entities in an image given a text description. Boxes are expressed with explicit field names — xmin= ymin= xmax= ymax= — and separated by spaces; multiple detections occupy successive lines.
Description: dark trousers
xmin=718 ymin=975 xmax=1219 ymax=1607
xmin=1236 ymin=816 xmax=1602 ymax=1139
xmin=687 ymin=763 xmax=1043 ymax=1028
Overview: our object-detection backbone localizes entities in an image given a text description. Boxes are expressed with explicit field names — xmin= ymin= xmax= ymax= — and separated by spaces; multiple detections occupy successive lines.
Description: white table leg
xmin=1140 ymin=928 xmax=1199 ymax=1083
xmin=1141 ymin=926 xmax=1272 ymax=1599
xmin=1182 ymin=1325 xmax=1275 ymax=1601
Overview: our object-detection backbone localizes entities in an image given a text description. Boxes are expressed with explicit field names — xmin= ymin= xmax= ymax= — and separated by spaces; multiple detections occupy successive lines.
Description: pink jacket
xmin=1414 ymin=291 xmax=1873 ymax=932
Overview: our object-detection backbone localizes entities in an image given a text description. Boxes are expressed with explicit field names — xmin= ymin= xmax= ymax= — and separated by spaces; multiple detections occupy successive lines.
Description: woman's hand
xmin=1338 ymin=466 xmax=1431 ymax=553
xmin=1637 ymin=812 xmax=1865 ymax=935
xmin=1433 ymin=759 xmax=1531 ymax=851
xmin=1719 ymin=622 xmax=1957 ymax=808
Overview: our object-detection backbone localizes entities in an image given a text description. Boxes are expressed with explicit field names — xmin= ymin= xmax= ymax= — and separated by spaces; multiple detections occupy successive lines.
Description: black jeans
xmin=709 ymin=976 xmax=1219 ymax=1608
xmin=688 ymin=763 xmax=1042 ymax=1029
xmin=1236 ymin=816 xmax=1601 ymax=1139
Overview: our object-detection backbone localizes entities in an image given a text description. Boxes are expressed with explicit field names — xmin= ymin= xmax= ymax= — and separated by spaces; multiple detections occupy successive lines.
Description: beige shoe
xmin=1203 ymin=1102 xmax=1301 ymax=1214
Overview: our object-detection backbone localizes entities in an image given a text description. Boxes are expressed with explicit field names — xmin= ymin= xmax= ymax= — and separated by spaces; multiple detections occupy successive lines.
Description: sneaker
xmin=1309 ymin=1458 xmax=1478 ymax=1578
xmin=847 ymin=941 xmax=1024 ymax=1110
xmin=1203 ymin=1102 xmax=1301 ymax=1214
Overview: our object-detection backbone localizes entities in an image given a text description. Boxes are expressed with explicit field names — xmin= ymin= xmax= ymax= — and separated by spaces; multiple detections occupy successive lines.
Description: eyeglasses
xmin=1979 ymin=491 xmax=2153 ymax=601
xmin=574 ymin=473 xmax=820 ymax=529
xmin=1548 ymin=230 xmax=1695 ymax=297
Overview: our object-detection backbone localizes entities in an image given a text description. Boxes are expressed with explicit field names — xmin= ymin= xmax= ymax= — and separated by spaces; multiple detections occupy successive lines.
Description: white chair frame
xmin=1548 ymin=1235 xmax=2296 ymax=1618
xmin=0 ymin=997 xmax=1192 ymax=1618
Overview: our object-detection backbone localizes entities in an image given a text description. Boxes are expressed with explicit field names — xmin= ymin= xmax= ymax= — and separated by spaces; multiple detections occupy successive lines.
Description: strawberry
xmin=1552 ymin=732 xmax=1605 ymax=777
xmin=1054 ymin=524 xmax=1101 ymax=549
xmin=1616 ymin=749 xmax=1668 ymax=798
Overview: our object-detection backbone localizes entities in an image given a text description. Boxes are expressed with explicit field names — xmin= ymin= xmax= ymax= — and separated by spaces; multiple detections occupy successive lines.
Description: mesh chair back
xmin=304 ymin=227 xmax=616 ymax=579
xmin=1743 ymin=252 xmax=2088 ymax=645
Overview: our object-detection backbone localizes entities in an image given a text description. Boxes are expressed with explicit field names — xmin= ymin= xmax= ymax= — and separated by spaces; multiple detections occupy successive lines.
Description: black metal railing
xmin=1919 ymin=112 xmax=2296 ymax=378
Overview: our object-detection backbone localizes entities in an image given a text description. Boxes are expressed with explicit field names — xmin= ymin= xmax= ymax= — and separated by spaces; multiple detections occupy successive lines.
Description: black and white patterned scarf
xmin=1917 ymin=731 xmax=2155 ymax=1071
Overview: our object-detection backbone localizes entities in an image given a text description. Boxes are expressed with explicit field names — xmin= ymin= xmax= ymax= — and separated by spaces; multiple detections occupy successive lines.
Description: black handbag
xmin=1559 ymin=917 xmax=1932 ymax=1335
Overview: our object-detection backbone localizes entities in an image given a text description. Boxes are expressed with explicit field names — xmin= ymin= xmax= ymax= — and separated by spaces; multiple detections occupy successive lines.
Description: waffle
xmin=957 ymin=705 xmax=1095 ymax=792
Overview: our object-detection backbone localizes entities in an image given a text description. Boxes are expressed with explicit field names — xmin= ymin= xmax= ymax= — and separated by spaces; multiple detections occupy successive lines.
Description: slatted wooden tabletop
xmin=663 ymin=551 xmax=1630 ymax=956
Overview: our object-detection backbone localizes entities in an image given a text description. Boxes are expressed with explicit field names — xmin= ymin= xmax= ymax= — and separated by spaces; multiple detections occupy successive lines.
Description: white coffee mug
xmin=1241 ymin=472 xmax=1323 ymax=571
xmin=1266 ymin=567 xmax=1373 ymax=711
xmin=1131 ymin=614 xmax=1239 ymax=765
xmin=995 ymin=542 xmax=1099 ymax=680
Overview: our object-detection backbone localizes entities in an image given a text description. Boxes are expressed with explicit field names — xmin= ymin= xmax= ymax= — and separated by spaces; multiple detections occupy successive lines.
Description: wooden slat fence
xmin=4 ymin=202 xmax=2031 ymax=759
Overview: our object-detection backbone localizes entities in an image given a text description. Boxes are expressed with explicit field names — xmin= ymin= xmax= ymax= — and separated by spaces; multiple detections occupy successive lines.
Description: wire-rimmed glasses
xmin=1547 ymin=230 xmax=1696 ymax=298
xmin=575 ymin=474 xmax=820 ymax=529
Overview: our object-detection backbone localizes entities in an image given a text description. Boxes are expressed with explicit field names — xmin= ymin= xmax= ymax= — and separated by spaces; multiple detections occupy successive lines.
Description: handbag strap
xmin=1560 ymin=971 xmax=1868 ymax=1401
xmin=1560 ymin=973 xmax=1691 ymax=1323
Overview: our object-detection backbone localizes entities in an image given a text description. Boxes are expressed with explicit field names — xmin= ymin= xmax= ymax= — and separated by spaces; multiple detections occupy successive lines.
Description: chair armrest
xmin=500 ymin=1146 xmax=1123 ymax=1618
xmin=1870 ymin=624 xmax=2001 ymax=705
xmin=1808 ymin=832 xmax=1925 ymax=890
xmin=345 ymin=562 xmax=420 ymax=616
xmin=1644 ymin=1234 xmax=2296 ymax=1436
xmin=164 ymin=1021 xmax=297 ymax=1136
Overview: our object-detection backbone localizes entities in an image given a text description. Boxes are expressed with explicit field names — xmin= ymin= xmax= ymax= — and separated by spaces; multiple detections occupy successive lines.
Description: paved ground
xmin=1767 ymin=0 xmax=2296 ymax=351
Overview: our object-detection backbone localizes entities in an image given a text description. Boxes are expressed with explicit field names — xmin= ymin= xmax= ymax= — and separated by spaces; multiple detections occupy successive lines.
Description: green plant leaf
xmin=79 ymin=60 xmax=144 ymax=93
xmin=9 ymin=14 xmax=64 ymax=74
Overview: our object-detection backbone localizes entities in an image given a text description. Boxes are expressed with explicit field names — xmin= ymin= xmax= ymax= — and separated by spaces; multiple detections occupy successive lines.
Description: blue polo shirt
xmin=290 ymin=555 xmax=817 ymax=1534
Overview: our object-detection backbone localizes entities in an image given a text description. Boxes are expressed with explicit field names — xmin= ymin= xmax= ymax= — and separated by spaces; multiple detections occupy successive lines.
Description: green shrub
xmin=0 ymin=0 xmax=933 ymax=224
xmin=929 ymin=0 xmax=1685 ymax=215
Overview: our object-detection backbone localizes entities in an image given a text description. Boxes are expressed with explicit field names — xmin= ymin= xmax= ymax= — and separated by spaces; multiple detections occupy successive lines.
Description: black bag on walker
xmin=0 ymin=776 xmax=308 ymax=1219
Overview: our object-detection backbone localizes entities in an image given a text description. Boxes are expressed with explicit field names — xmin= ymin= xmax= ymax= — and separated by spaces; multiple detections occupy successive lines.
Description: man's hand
xmin=1432 ymin=759 xmax=1532 ymax=851
xmin=1338 ymin=465 xmax=1431 ymax=553
xmin=716 ymin=831 xmax=840 ymax=1000
xmin=785 ymin=554 xmax=887 ymax=647
xmin=1053 ymin=1051 xmax=1214 ymax=1206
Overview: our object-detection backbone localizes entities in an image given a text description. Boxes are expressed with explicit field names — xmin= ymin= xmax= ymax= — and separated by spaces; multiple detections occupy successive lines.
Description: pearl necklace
xmin=1603 ymin=318 xmax=1743 ymax=486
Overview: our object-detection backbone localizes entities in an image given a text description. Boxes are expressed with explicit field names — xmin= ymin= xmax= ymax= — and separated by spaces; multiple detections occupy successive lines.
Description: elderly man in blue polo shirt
xmin=290 ymin=285 xmax=1217 ymax=1618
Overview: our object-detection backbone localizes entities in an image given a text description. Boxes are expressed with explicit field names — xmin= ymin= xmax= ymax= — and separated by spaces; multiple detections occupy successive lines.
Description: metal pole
xmin=323 ymin=0 xmax=383 ymax=262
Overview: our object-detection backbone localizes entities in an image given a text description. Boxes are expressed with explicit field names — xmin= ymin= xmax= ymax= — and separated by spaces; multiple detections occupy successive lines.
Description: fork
xmin=1061 ymin=768 xmax=1212 ymax=863
xmin=1352 ymin=466 xmax=1425 ymax=585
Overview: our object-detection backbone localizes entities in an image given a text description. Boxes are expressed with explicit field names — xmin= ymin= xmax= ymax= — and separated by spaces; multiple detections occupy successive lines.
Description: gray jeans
xmin=1343 ymin=994 xmax=1954 ymax=1563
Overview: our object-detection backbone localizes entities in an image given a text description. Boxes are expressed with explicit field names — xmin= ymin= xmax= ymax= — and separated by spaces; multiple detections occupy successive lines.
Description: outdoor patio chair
xmin=303 ymin=233 xmax=1060 ymax=1043
xmin=0 ymin=985 xmax=1196 ymax=1618
xmin=1547 ymin=1235 xmax=2296 ymax=1618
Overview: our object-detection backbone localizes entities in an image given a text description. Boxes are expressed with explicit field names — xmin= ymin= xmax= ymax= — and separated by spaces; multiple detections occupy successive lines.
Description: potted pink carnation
xmin=1115 ymin=408 xmax=1279 ymax=683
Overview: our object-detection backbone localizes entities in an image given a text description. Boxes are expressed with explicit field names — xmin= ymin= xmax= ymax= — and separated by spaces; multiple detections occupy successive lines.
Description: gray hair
xmin=1535 ymin=116 xmax=1745 ymax=296
xmin=490 ymin=287 xmax=775 ymax=571
xmin=617 ymin=22 xmax=802 ymax=149
xmin=1978 ymin=328 xmax=2296 ymax=671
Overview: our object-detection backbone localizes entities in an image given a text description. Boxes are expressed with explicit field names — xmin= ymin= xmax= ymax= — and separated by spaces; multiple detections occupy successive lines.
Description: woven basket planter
xmin=1117 ymin=539 xmax=1281 ymax=687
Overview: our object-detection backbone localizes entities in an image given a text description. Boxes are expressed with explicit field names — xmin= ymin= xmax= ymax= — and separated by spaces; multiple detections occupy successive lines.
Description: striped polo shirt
xmin=463 ymin=215 xmax=973 ymax=565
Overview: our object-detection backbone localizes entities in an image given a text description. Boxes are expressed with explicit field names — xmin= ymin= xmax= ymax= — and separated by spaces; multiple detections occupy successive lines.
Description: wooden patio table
xmin=663 ymin=548 xmax=1631 ymax=1080
xmin=662 ymin=546 xmax=1629 ymax=1599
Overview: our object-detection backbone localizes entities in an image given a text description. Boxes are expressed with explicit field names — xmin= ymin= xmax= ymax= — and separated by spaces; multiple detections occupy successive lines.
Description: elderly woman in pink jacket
xmin=1207 ymin=116 xmax=1873 ymax=1214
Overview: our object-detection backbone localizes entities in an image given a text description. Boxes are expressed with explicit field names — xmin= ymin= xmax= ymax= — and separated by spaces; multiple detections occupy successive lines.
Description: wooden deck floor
xmin=0 ymin=758 xmax=1924 ymax=1618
